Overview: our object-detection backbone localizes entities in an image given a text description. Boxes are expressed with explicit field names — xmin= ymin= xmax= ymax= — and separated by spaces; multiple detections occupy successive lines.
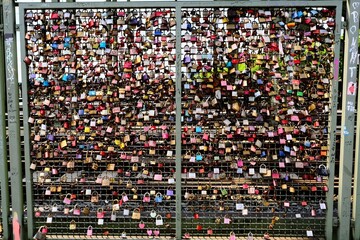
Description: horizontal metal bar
xmin=18 ymin=0 xmax=341 ymax=10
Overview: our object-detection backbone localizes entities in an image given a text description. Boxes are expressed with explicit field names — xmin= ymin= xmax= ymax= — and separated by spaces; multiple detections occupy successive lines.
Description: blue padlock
xmin=62 ymin=74 xmax=68 ymax=81
xmin=154 ymin=28 xmax=162 ymax=36
xmin=284 ymin=146 xmax=291 ymax=152
xmin=42 ymin=80 xmax=49 ymax=87
xmin=99 ymin=41 xmax=106 ymax=49
xmin=78 ymin=109 xmax=85 ymax=116
xmin=155 ymin=194 xmax=163 ymax=203
xmin=196 ymin=126 xmax=202 ymax=133
xmin=279 ymin=150 xmax=285 ymax=157
xmin=51 ymin=42 xmax=58 ymax=49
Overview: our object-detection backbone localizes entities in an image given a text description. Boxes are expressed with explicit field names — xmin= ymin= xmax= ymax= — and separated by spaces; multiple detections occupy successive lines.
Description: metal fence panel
xmin=18 ymin=1 xmax=342 ymax=239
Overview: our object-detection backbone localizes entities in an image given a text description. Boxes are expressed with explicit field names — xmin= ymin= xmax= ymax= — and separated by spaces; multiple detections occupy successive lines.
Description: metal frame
xmin=3 ymin=0 xmax=24 ymax=239
xmin=326 ymin=2 xmax=343 ymax=240
xmin=18 ymin=1 xmax=343 ymax=239
xmin=0 ymin=5 xmax=11 ymax=240
xmin=350 ymin=0 xmax=360 ymax=238
xmin=355 ymin=68 xmax=360 ymax=240
xmin=339 ymin=0 xmax=360 ymax=239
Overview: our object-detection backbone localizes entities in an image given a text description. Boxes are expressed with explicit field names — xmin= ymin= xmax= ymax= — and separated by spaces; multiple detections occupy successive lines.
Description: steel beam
xmin=353 ymin=17 xmax=360 ymax=238
xmin=17 ymin=6 xmax=35 ymax=240
xmin=338 ymin=0 xmax=360 ymax=239
xmin=175 ymin=5 xmax=182 ymax=240
xmin=19 ymin=1 xmax=341 ymax=10
xmin=3 ymin=0 xmax=24 ymax=238
xmin=0 ymin=11 xmax=11 ymax=240
xmin=325 ymin=2 xmax=343 ymax=239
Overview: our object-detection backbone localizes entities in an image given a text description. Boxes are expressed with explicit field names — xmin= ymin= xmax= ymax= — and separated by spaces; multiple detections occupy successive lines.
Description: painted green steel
xmin=0 ymin=15 xmax=11 ymax=240
xmin=175 ymin=5 xmax=182 ymax=240
xmin=325 ymin=2 xmax=343 ymax=239
xmin=18 ymin=0 xmax=341 ymax=10
xmin=338 ymin=0 xmax=360 ymax=239
xmin=353 ymin=23 xmax=360 ymax=239
xmin=3 ymin=0 xmax=24 ymax=239
xmin=18 ymin=4 xmax=35 ymax=239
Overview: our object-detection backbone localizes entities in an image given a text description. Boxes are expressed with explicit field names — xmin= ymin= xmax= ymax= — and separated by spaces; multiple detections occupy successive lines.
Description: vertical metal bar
xmin=175 ymin=4 xmax=182 ymax=240
xmin=338 ymin=0 xmax=359 ymax=239
xmin=325 ymin=2 xmax=342 ymax=239
xmin=4 ymin=17 xmax=24 ymax=240
xmin=0 ymin=13 xmax=11 ymax=240
xmin=18 ymin=6 xmax=34 ymax=239
xmin=353 ymin=18 xmax=360 ymax=240
xmin=3 ymin=0 xmax=24 ymax=239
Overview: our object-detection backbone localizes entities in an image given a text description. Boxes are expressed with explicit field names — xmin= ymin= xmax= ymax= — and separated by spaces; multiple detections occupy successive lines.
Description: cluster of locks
xmin=25 ymin=6 xmax=335 ymax=239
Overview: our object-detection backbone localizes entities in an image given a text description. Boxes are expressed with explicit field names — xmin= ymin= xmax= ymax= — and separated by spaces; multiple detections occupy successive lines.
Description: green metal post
xmin=3 ymin=0 xmax=24 ymax=239
xmin=325 ymin=2 xmax=343 ymax=239
xmin=18 ymin=5 xmax=35 ymax=240
xmin=175 ymin=5 xmax=182 ymax=240
xmin=0 ymin=8 xmax=11 ymax=240
xmin=353 ymin=16 xmax=360 ymax=238
xmin=338 ymin=0 xmax=359 ymax=239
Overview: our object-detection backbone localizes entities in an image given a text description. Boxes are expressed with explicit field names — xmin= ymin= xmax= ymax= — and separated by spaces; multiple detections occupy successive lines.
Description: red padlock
xmin=35 ymin=210 xmax=41 ymax=217
xmin=41 ymin=226 xmax=48 ymax=234
xmin=194 ymin=213 xmax=199 ymax=219
xmin=63 ymin=122 xmax=69 ymax=129
xmin=97 ymin=209 xmax=105 ymax=219
xmin=39 ymin=109 xmax=46 ymax=116
xmin=196 ymin=224 xmax=203 ymax=231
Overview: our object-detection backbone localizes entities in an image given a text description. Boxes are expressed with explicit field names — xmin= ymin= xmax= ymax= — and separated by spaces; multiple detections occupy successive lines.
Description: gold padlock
xmin=126 ymin=180 xmax=132 ymax=189
xmin=131 ymin=186 xmax=138 ymax=193
xmin=69 ymin=220 xmax=76 ymax=230
xmin=132 ymin=163 xmax=138 ymax=171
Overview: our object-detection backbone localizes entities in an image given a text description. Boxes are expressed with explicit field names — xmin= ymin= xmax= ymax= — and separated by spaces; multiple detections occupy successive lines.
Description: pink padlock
xmin=143 ymin=193 xmax=151 ymax=202
xmin=35 ymin=211 xmax=41 ymax=217
xmin=138 ymin=221 xmax=145 ymax=229
xmin=207 ymin=227 xmax=213 ymax=235
xmin=229 ymin=231 xmax=236 ymax=240
xmin=41 ymin=226 xmax=48 ymax=234
xmin=147 ymin=229 xmax=153 ymax=236
xmin=184 ymin=233 xmax=191 ymax=239
xmin=153 ymin=229 xmax=160 ymax=236
xmin=87 ymin=226 xmax=93 ymax=236
xmin=224 ymin=217 xmax=231 ymax=224
xmin=63 ymin=194 xmax=72 ymax=204
xmin=311 ymin=208 xmax=316 ymax=216
xmin=162 ymin=131 xmax=169 ymax=139
xmin=52 ymin=167 xmax=58 ymax=175
xmin=97 ymin=209 xmax=105 ymax=218
xmin=63 ymin=207 xmax=69 ymax=215
xmin=73 ymin=206 xmax=81 ymax=215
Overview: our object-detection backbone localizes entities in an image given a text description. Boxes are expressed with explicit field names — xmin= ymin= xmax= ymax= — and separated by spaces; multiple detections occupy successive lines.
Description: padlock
xmin=87 ymin=226 xmax=93 ymax=236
